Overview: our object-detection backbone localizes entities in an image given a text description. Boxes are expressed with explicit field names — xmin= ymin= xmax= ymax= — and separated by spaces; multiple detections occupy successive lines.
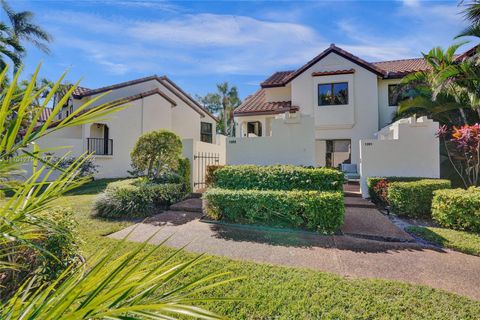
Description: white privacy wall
xmin=359 ymin=116 xmax=440 ymax=197
xmin=227 ymin=115 xmax=316 ymax=166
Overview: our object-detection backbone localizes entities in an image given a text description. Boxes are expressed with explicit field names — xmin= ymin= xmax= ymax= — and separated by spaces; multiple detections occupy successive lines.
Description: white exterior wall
xmin=378 ymin=78 xmax=401 ymax=129
xmin=227 ymin=115 xmax=315 ymax=166
xmin=183 ymin=135 xmax=226 ymax=191
xmin=264 ymin=86 xmax=291 ymax=102
xmin=359 ymin=116 xmax=440 ymax=197
xmin=289 ymin=52 xmax=379 ymax=167
xmin=36 ymin=79 xmax=218 ymax=180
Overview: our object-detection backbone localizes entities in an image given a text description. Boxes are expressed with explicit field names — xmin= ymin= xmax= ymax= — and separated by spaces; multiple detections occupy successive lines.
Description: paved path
xmin=109 ymin=209 xmax=480 ymax=300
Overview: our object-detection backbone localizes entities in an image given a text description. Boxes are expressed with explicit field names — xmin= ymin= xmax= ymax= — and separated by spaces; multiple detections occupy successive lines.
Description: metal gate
xmin=193 ymin=152 xmax=220 ymax=189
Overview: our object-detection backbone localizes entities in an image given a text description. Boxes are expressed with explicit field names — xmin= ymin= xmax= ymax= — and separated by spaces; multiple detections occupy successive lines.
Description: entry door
xmin=325 ymin=140 xmax=351 ymax=168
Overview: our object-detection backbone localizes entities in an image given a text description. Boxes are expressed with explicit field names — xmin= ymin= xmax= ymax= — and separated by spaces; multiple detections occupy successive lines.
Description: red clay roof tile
xmin=234 ymin=89 xmax=298 ymax=116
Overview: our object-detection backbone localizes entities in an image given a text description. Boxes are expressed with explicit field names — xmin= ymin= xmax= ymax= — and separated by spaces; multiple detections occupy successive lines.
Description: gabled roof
xmin=261 ymin=44 xmax=385 ymax=88
xmin=71 ymin=75 xmax=216 ymax=121
xmin=234 ymin=89 xmax=299 ymax=116
xmin=260 ymin=44 xmax=479 ymax=87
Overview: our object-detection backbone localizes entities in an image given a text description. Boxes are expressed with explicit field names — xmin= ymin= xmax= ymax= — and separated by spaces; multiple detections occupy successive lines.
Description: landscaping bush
xmin=205 ymin=164 xmax=225 ymax=187
xmin=0 ymin=207 xmax=80 ymax=296
xmin=367 ymin=176 xmax=426 ymax=202
xmin=388 ymin=179 xmax=451 ymax=217
xmin=213 ymin=165 xmax=344 ymax=191
xmin=432 ymin=187 xmax=480 ymax=232
xmin=177 ymin=157 xmax=191 ymax=193
xmin=203 ymin=188 xmax=344 ymax=233
xmin=94 ymin=178 xmax=185 ymax=218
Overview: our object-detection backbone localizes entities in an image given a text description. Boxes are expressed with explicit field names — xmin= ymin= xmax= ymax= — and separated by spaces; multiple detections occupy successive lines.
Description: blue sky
xmin=6 ymin=0 xmax=476 ymax=99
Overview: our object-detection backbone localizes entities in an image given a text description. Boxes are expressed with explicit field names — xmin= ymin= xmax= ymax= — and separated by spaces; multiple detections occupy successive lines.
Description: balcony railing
xmin=87 ymin=138 xmax=113 ymax=156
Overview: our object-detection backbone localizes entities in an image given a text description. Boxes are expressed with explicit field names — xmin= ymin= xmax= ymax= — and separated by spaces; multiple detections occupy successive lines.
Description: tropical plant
xmin=197 ymin=82 xmax=241 ymax=136
xmin=0 ymin=21 xmax=23 ymax=70
xmin=396 ymin=44 xmax=475 ymax=125
xmin=437 ymin=123 xmax=480 ymax=187
xmin=457 ymin=0 xmax=480 ymax=39
xmin=0 ymin=65 xmax=236 ymax=318
xmin=130 ymin=130 xmax=183 ymax=179
xmin=1 ymin=0 xmax=52 ymax=55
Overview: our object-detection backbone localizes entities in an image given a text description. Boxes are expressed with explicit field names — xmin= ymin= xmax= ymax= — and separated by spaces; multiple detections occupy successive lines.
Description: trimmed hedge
xmin=203 ymin=188 xmax=344 ymax=233
xmin=388 ymin=179 xmax=451 ymax=218
xmin=432 ymin=187 xmax=480 ymax=232
xmin=367 ymin=176 xmax=427 ymax=202
xmin=94 ymin=178 xmax=185 ymax=218
xmin=213 ymin=165 xmax=344 ymax=192
xmin=205 ymin=165 xmax=225 ymax=187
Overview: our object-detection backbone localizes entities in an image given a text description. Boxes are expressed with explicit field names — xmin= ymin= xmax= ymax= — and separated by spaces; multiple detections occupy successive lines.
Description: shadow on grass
xmin=406 ymin=226 xmax=447 ymax=246
xmin=205 ymin=221 xmax=446 ymax=253
xmin=66 ymin=178 xmax=125 ymax=196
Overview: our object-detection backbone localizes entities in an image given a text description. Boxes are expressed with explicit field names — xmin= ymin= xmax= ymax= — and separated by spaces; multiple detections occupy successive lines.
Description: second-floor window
xmin=318 ymin=82 xmax=349 ymax=106
xmin=200 ymin=122 xmax=213 ymax=143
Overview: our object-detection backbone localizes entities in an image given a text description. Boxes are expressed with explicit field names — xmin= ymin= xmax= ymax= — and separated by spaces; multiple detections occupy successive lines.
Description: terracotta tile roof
xmin=39 ymin=107 xmax=53 ymax=122
xmin=312 ymin=69 xmax=355 ymax=76
xmin=72 ymin=85 xmax=91 ymax=97
xmin=260 ymin=44 xmax=479 ymax=87
xmin=70 ymin=75 xmax=216 ymax=121
xmin=260 ymin=71 xmax=295 ymax=87
xmin=372 ymin=58 xmax=431 ymax=78
xmin=234 ymin=89 xmax=298 ymax=116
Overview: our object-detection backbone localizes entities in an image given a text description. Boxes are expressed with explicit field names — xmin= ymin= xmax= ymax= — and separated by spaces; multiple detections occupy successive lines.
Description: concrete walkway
xmin=110 ymin=209 xmax=480 ymax=300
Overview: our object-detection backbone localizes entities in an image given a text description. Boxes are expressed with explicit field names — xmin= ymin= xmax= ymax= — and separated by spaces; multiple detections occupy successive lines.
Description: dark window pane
xmin=318 ymin=82 xmax=348 ymax=106
xmin=318 ymin=84 xmax=332 ymax=105
xmin=333 ymin=82 xmax=348 ymax=105
xmin=200 ymin=122 xmax=212 ymax=143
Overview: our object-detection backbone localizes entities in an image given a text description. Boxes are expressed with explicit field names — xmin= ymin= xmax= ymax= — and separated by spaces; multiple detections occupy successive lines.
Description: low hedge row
xmin=432 ymin=187 xmax=480 ymax=232
xmin=367 ymin=176 xmax=427 ymax=203
xmin=94 ymin=178 xmax=185 ymax=218
xmin=213 ymin=165 xmax=344 ymax=192
xmin=388 ymin=179 xmax=451 ymax=218
xmin=203 ymin=188 xmax=344 ymax=233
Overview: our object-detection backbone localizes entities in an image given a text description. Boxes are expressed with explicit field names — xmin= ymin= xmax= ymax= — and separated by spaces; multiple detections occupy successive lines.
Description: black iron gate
xmin=194 ymin=152 xmax=220 ymax=188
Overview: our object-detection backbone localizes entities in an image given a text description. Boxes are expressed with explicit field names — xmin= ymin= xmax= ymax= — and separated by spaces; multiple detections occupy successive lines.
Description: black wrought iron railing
xmin=87 ymin=138 xmax=113 ymax=156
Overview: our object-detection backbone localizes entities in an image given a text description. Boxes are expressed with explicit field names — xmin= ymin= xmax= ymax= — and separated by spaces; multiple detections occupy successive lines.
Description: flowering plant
xmin=437 ymin=124 xmax=480 ymax=187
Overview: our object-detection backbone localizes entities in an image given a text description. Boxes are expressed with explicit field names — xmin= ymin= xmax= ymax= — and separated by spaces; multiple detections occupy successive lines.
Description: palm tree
xmin=397 ymin=44 xmax=478 ymax=124
xmin=197 ymin=82 xmax=241 ymax=136
xmin=457 ymin=0 xmax=480 ymax=38
xmin=1 ymin=0 xmax=52 ymax=62
xmin=0 ymin=22 xmax=23 ymax=70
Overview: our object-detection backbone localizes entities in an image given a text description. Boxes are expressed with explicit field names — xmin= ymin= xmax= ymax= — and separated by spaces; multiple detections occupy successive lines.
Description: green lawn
xmin=57 ymin=180 xmax=480 ymax=319
xmin=407 ymin=226 xmax=480 ymax=256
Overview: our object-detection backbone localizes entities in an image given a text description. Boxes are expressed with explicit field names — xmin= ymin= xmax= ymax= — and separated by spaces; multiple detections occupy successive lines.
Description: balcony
xmin=87 ymin=138 xmax=113 ymax=156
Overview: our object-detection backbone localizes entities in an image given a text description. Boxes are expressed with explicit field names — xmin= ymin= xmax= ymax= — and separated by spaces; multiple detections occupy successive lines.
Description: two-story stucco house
xmin=232 ymin=44 xmax=448 ymax=170
xmin=36 ymin=75 xmax=222 ymax=181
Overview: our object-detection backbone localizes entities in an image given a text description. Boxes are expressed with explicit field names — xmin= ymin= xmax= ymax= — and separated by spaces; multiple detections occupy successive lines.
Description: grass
xmin=407 ymin=225 xmax=480 ymax=256
xmin=54 ymin=179 xmax=480 ymax=319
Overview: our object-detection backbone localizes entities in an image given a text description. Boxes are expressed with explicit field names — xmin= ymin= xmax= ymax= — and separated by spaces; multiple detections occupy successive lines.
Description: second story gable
xmin=235 ymin=44 xmax=473 ymax=133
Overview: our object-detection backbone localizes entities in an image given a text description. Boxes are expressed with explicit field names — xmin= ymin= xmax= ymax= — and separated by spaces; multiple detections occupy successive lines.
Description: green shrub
xmin=130 ymin=130 xmax=182 ymax=179
xmin=367 ymin=176 xmax=427 ymax=202
xmin=388 ymin=179 xmax=451 ymax=217
xmin=213 ymin=165 xmax=344 ymax=192
xmin=203 ymin=188 xmax=344 ymax=233
xmin=177 ymin=157 xmax=191 ymax=193
xmin=205 ymin=165 xmax=225 ymax=187
xmin=0 ymin=207 xmax=80 ymax=295
xmin=432 ymin=187 xmax=480 ymax=232
xmin=94 ymin=178 xmax=185 ymax=218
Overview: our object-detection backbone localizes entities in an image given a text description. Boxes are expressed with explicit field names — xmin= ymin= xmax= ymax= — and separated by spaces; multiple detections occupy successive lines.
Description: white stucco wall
xmin=378 ymin=78 xmax=401 ymax=129
xmin=359 ymin=116 xmax=440 ymax=197
xmin=288 ymin=52 xmax=380 ymax=166
xmin=227 ymin=115 xmax=315 ymax=166
xmin=264 ymin=85 xmax=291 ymax=102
